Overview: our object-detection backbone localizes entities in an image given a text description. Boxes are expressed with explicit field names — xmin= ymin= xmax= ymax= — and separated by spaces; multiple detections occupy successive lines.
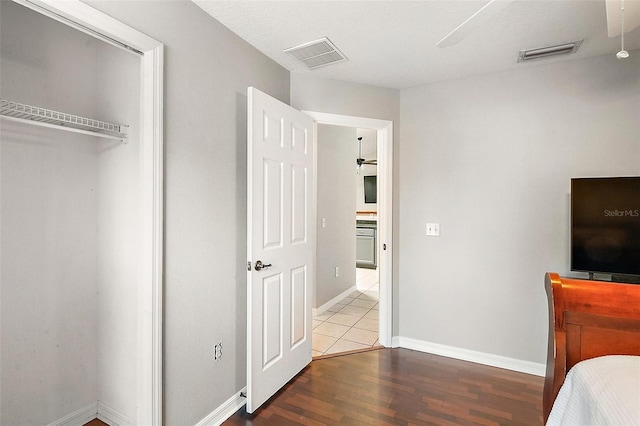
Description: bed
xmin=543 ymin=272 xmax=640 ymax=424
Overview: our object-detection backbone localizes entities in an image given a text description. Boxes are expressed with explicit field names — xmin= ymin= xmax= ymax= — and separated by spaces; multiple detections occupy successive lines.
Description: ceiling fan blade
xmin=437 ymin=0 xmax=514 ymax=48
xmin=606 ymin=0 xmax=640 ymax=38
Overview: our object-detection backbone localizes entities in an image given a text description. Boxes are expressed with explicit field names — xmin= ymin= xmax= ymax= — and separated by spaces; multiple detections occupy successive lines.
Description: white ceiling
xmin=193 ymin=0 xmax=640 ymax=90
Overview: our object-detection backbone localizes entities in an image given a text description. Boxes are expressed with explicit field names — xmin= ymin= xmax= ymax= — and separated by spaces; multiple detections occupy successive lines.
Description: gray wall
xmin=0 ymin=1 xmax=140 ymax=423
xmin=86 ymin=1 xmax=290 ymax=424
xmin=290 ymin=72 xmax=401 ymax=333
xmin=316 ymin=124 xmax=357 ymax=308
xmin=398 ymin=52 xmax=640 ymax=365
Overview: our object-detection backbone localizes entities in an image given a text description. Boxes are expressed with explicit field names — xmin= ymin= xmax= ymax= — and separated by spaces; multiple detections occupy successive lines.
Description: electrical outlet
xmin=426 ymin=223 xmax=440 ymax=236
xmin=335 ymin=266 xmax=339 ymax=277
xmin=214 ymin=341 xmax=222 ymax=361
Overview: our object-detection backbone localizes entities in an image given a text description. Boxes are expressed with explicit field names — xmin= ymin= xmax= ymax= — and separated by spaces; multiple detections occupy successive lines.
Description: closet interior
xmin=1 ymin=1 xmax=142 ymax=424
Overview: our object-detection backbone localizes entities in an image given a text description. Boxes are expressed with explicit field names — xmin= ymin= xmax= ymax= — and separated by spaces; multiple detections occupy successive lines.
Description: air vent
xmin=284 ymin=37 xmax=347 ymax=69
xmin=517 ymin=40 xmax=583 ymax=63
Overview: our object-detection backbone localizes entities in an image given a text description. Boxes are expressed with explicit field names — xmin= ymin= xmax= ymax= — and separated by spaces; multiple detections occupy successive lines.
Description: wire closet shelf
xmin=0 ymin=98 xmax=128 ymax=142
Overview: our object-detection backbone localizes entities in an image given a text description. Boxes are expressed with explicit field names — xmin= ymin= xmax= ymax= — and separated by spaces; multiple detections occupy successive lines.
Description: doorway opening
xmin=303 ymin=111 xmax=393 ymax=355
xmin=312 ymin=125 xmax=381 ymax=356
xmin=312 ymin=266 xmax=381 ymax=357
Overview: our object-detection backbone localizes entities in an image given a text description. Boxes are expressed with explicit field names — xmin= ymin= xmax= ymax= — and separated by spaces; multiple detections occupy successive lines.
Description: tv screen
xmin=571 ymin=177 xmax=640 ymax=276
xmin=364 ymin=175 xmax=377 ymax=204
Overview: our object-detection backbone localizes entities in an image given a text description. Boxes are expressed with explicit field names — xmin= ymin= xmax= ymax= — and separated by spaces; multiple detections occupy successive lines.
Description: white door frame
xmin=12 ymin=1 xmax=164 ymax=423
xmin=302 ymin=111 xmax=393 ymax=347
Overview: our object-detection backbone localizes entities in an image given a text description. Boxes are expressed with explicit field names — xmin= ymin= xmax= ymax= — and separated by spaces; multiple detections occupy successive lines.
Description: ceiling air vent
xmin=517 ymin=40 xmax=583 ymax=63
xmin=284 ymin=37 xmax=347 ymax=69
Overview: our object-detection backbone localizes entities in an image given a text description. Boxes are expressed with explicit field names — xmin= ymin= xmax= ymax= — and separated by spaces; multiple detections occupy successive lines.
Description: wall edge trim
xmin=397 ymin=336 xmax=546 ymax=376
xmin=195 ymin=387 xmax=247 ymax=426
xmin=46 ymin=402 xmax=97 ymax=426
xmin=98 ymin=400 xmax=136 ymax=426
xmin=312 ymin=285 xmax=357 ymax=316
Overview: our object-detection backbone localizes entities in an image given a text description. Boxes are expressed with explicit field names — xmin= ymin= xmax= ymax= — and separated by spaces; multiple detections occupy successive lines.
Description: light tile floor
xmin=312 ymin=268 xmax=380 ymax=357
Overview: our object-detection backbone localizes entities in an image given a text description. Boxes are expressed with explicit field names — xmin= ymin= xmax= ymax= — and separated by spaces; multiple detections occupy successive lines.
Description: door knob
xmin=254 ymin=260 xmax=272 ymax=271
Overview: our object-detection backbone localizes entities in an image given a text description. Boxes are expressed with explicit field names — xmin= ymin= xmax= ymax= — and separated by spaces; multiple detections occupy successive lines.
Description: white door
xmin=246 ymin=87 xmax=315 ymax=413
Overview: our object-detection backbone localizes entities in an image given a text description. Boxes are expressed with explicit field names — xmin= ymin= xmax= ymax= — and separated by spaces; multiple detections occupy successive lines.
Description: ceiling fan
xmin=436 ymin=0 xmax=514 ymax=48
xmin=437 ymin=0 xmax=640 ymax=53
xmin=356 ymin=137 xmax=376 ymax=168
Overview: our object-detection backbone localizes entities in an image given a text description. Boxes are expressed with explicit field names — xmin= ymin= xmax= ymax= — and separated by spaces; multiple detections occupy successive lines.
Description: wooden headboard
xmin=543 ymin=272 xmax=640 ymax=421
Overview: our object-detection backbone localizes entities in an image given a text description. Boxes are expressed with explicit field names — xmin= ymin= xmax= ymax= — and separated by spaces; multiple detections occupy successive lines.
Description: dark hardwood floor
xmin=83 ymin=420 xmax=108 ymax=426
xmin=224 ymin=348 xmax=544 ymax=425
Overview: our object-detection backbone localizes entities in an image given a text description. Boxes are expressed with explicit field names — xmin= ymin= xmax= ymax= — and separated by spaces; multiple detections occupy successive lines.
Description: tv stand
xmin=611 ymin=274 xmax=640 ymax=285
xmin=584 ymin=272 xmax=640 ymax=285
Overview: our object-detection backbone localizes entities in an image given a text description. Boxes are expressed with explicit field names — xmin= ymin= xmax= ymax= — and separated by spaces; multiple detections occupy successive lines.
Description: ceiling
xmin=193 ymin=0 xmax=640 ymax=90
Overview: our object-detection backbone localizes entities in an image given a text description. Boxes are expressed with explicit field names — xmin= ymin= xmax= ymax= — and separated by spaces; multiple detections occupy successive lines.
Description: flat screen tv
xmin=571 ymin=176 xmax=640 ymax=278
xmin=364 ymin=175 xmax=377 ymax=204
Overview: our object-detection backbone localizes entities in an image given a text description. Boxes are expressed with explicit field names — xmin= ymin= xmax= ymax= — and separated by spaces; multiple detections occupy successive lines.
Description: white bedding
xmin=547 ymin=355 xmax=640 ymax=426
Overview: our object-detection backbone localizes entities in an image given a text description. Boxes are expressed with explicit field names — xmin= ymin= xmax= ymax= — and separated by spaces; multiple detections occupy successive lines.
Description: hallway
xmin=312 ymin=268 xmax=380 ymax=356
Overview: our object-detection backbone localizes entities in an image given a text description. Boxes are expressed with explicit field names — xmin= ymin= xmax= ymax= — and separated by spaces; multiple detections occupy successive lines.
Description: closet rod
xmin=0 ymin=99 xmax=129 ymax=142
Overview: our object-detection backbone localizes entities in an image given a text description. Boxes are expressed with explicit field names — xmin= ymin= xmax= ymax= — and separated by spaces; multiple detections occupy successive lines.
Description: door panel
xmin=290 ymin=165 xmax=307 ymax=244
xmin=263 ymin=159 xmax=283 ymax=249
xmin=290 ymin=266 xmax=306 ymax=347
xmin=291 ymin=125 xmax=307 ymax=154
xmin=263 ymin=112 xmax=283 ymax=147
xmin=263 ymin=273 xmax=283 ymax=368
xmin=247 ymin=87 xmax=314 ymax=414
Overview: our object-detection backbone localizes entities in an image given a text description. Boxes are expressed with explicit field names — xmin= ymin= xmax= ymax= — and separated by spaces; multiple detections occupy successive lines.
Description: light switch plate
xmin=426 ymin=223 xmax=440 ymax=236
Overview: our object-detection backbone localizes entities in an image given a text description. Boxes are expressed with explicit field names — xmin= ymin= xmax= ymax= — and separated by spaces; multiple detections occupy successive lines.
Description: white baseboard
xmin=46 ymin=400 xmax=136 ymax=426
xmin=397 ymin=336 xmax=546 ymax=377
xmin=47 ymin=402 xmax=97 ymax=426
xmin=195 ymin=387 xmax=247 ymax=426
xmin=312 ymin=285 xmax=357 ymax=317
xmin=97 ymin=400 xmax=135 ymax=426
xmin=391 ymin=336 xmax=401 ymax=348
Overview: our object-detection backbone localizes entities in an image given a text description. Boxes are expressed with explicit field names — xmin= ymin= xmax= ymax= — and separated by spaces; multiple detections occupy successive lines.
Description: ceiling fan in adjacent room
xmin=436 ymin=0 xmax=640 ymax=58
xmin=356 ymin=137 xmax=376 ymax=168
